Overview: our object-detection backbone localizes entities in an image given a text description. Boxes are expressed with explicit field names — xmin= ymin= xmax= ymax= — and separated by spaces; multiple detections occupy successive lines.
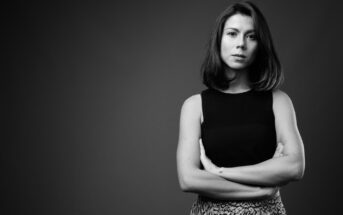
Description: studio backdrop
xmin=3 ymin=0 xmax=343 ymax=214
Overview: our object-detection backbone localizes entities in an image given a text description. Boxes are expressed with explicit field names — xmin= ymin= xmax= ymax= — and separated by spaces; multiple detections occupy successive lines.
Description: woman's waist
xmin=198 ymin=190 xmax=282 ymax=205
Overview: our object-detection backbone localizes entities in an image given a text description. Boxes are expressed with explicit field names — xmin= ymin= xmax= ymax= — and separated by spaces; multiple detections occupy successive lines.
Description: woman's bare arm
xmin=200 ymin=90 xmax=305 ymax=187
xmin=176 ymin=95 xmax=277 ymax=200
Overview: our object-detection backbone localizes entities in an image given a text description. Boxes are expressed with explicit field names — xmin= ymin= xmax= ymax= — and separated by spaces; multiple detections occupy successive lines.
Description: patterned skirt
xmin=190 ymin=191 xmax=286 ymax=215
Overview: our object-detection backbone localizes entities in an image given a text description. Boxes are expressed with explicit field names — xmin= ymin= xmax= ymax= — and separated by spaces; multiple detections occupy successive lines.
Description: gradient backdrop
xmin=3 ymin=0 xmax=343 ymax=214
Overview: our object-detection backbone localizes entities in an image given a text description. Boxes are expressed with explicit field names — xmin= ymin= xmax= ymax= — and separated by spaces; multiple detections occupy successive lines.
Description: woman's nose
xmin=236 ymin=36 xmax=246 ymax=50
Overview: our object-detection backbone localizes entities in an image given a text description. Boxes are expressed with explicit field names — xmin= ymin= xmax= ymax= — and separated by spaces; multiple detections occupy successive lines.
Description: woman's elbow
xmin=290 ymin=161 xmax=305 ymax=181
xmin=178 ymin=172 xmax=197 ymax=192
xmin=180 ymin=182 xmax=191 ymax=192
xmin=178 ymin=174 xmax=188 ymax=191
xmin=295 ymin=164 xmax=305 ymax=180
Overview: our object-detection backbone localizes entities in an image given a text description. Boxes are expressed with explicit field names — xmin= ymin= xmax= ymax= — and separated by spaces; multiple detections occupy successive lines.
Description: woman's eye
xmin=226 ymin=32 xmax=237 ymax=37
xmin=247 ymin=34 xmax=257 ymax=40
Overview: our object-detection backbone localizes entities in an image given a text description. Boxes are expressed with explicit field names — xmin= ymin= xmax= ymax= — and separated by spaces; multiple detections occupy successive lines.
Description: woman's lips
xmin=232 ymin=54 xmax=246 ymax=58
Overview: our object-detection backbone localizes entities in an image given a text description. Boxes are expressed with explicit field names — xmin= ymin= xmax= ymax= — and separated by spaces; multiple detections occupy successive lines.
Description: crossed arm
xmin=176 ymin=94 xmax=278 ymax=200
xmin=199 ymin=90 xmax=305 ymax=187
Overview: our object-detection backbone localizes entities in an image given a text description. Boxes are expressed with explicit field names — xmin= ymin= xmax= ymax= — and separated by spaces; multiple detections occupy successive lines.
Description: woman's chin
xmin=226 ymin=60 xmax=251 ymax=71
xmin=228 ymin=64 xmax=249 ymax=71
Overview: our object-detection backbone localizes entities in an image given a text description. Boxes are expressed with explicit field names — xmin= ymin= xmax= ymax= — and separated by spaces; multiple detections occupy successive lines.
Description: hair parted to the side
xmin=201 ymin=1 xmax=283 ymax=91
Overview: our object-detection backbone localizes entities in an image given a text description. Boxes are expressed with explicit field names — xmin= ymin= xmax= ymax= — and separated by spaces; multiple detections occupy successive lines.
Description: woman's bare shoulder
xmin=272 ymin=89 xmax=293 ymax=107
xmin=272 ymin=89 xmax=296 ymax=119
xmin=183 ymin=94 xmax=201 ymax=107
xmin=180 ymin=94 xmax=202 ymax=119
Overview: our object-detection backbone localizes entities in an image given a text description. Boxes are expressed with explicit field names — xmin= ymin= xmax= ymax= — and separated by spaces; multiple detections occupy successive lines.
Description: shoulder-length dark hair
xmin=202 ymin=1 xmax=283 ymax=91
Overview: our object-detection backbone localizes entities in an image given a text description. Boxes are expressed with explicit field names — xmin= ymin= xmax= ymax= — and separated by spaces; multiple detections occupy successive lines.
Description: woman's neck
xmin=223 ymin=69 xmax=251 ymax=93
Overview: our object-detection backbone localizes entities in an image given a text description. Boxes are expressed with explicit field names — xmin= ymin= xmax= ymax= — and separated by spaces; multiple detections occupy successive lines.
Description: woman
xmin=176 ymin=1 xmax=305 ymax=215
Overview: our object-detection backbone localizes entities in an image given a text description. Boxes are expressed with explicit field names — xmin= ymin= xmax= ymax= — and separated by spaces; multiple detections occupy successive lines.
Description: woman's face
xmin=220 ymin=13 xmax=258 ymax=71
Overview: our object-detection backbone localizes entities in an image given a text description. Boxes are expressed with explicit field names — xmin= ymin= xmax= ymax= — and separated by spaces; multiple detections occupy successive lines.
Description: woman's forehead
xmin=224 ymin=14 xmax=254 ymax=31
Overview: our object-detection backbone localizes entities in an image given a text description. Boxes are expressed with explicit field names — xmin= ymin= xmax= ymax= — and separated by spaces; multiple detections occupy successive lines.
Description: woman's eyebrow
xmin=224 ymin=27 xmax=255 ymax=33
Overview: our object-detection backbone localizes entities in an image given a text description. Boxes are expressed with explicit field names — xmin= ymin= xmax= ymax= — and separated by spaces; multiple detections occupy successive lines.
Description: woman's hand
xmin=199 ymin=139 xmax=222 ymax=175
xmin=273 ymin=142 xmax=284 ymax=158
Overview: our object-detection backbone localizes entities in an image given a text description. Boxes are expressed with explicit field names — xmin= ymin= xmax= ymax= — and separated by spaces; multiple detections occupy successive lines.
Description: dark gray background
xmin=3 ymin=0 xmax=343 ymax=214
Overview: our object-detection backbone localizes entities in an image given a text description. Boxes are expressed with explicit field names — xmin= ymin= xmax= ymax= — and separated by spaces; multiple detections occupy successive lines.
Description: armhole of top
xmin=270 ymin=90 xmax=275 ymax=111
xmin=271 ymin=90 xmax=280 ymax=144
xmin=200 ymin=92 xmax=204 ymax=125
xmin=270 ymin=90 xmax=276 ymax=120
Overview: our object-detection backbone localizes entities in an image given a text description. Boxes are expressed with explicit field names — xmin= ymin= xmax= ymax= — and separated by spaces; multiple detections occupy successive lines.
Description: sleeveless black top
xmin=201 ymin=88 xmax=277 ymax=167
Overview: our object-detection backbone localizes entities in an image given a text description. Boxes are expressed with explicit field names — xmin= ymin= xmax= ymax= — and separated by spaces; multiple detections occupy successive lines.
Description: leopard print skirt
xmin=190 ymin=191 xmax=286 ymax=215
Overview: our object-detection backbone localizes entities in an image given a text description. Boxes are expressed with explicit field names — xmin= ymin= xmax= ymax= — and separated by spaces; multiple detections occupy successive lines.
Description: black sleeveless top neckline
xmin=209 ymin=88 xmax=253 ymax=95
xmin=201 ymin=88 xmax=277 ymax=167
